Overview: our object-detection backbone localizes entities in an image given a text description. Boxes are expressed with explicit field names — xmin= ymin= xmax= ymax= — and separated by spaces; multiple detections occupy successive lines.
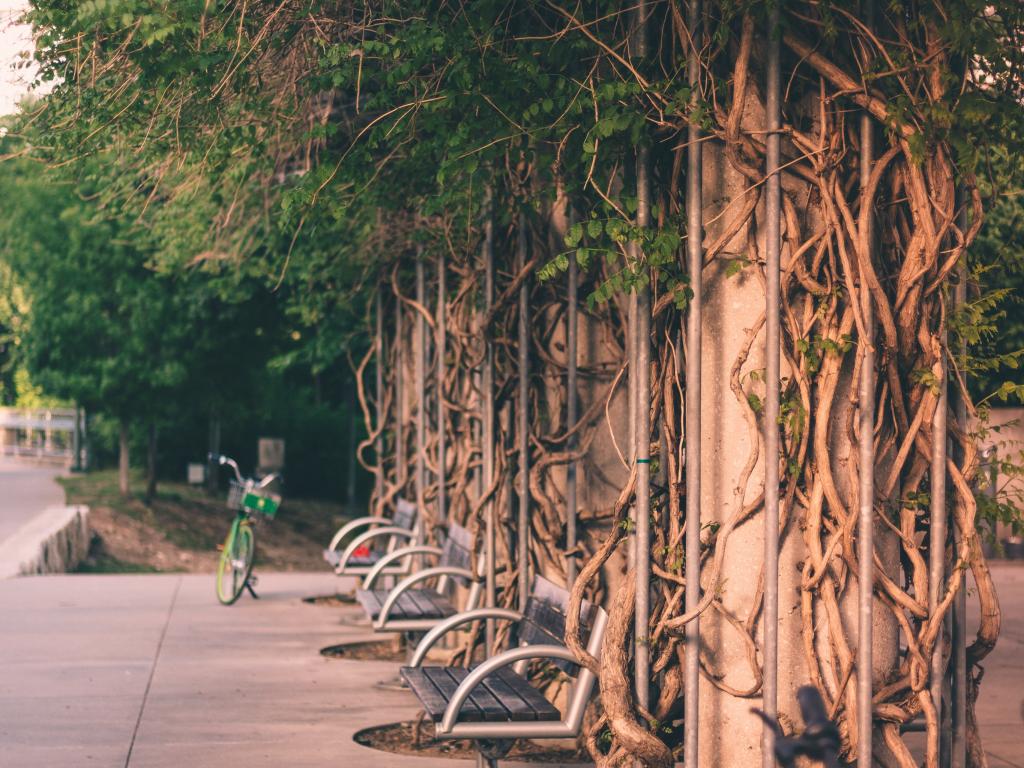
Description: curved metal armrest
xmin=336 ymin=527 xmax=414 ymax=573
xmin=438 ymin=646 xmax=581 ymax=734
xmin=362 ymin=545 xmax=443 ymax=588
xmin=327 ymin=516 xmax=391 ymax=552
xmin=375 ymin=567 xmax=477 ymax=628
xmin=409 ymin=608 xmax=524 ymax=667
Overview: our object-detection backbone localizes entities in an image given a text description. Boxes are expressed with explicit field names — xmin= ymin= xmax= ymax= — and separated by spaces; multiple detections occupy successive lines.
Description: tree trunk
xmin=145 ymin=423 xmax=158 ymax=504
xmin=206 ymin=411 xmax=221 ymax=493
xmin=118 ymin=420 xmax=130 ymax=497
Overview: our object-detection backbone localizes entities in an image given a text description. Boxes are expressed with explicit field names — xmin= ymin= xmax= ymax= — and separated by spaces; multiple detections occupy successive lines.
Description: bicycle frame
xmin=211 ymin=453 xmax=278 ymax=605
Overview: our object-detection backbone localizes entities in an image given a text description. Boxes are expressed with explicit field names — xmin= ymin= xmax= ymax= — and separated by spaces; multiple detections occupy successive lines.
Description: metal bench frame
xmin=323 ymin=497 xmax=419 ymax=577
xmin=403 ymin=587 xmax=607 ymax=742
xmin=356 ymin=523 xmax=482 ymax=633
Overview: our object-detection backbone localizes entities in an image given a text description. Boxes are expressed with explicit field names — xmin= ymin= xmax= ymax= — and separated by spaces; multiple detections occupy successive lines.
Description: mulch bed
xmin=320 ymin=640 xmax=407 ymax=662
xmin=354 ymin=719 xmax=587 ymax=763
xmin=303 ymin=593 xmax=357 ymax=606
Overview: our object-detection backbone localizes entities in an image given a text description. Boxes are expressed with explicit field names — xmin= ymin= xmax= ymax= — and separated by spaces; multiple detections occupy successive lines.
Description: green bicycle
xmin=210 ymin=453 xmax=282 ymax=605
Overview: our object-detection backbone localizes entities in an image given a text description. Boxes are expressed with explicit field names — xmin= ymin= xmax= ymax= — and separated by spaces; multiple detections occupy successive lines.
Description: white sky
xmin=0 ymin=2 xmax=38 ymax=116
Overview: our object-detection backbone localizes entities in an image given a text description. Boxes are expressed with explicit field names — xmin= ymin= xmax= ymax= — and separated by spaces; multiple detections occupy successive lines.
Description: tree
xmin=0 ymin=151 xmax=188 ymax=493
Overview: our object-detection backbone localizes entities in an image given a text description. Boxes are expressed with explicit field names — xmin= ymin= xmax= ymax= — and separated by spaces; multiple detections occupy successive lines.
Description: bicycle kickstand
xmin=245 ymin=579 xmax=260 ymax=600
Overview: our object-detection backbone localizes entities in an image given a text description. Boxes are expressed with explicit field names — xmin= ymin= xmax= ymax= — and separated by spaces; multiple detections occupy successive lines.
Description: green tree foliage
xmin=0 ymin=151 xmax=182 ymax=419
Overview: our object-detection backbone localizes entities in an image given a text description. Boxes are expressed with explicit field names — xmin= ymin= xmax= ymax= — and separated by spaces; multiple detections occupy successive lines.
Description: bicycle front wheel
xmin=216 ymin=520 xmax=255 ymax=605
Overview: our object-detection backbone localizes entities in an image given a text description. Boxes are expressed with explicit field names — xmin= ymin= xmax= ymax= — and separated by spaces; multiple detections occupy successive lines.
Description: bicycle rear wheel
xmin=216 ymin=519 xmax=255 ymax=605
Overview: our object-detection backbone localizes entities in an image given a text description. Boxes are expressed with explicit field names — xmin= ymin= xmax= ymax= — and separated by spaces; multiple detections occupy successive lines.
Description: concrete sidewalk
xmin=0 ymin=569 xmax=1021 ymax=767
xmin=969 ymin=564 xmax=1024 ymax=767
xmin=0 ymin=572 xmax=582 ymax=767
xmin=0 ymin=459 xmax=65 ymax=546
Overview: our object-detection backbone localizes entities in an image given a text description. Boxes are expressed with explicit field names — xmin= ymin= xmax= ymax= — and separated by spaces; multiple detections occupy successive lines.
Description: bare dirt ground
xmin=62 ymin=470 xmax=349 ymax=573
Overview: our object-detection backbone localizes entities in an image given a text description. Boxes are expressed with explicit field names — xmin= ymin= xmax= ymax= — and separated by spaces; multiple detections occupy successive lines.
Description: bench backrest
xmin=438 ymin=522 xmax=474 ymax=572
xmin=392 ymin=497 xmax=418 ymax=532
xmin=519 ymin=575 xmax=595 ymax=675
xmin=381 ymin=497 xmax=419 ymax=555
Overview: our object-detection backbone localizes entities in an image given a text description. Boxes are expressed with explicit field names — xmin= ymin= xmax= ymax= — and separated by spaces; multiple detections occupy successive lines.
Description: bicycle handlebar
xmin=255 ymin=472 xmax=279 ymax=489
xmin=208 ymin=453 xmax=280 ymax=489
xmin=208 ymin=453 xmax=244 ymax=485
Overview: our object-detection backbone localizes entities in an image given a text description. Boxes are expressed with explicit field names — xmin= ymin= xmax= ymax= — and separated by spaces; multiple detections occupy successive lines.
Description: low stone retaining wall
xmin=0 ymin=505 xmax=90 ymax=578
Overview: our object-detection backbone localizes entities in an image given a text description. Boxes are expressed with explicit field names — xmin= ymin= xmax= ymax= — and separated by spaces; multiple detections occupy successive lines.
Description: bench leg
xmin=476 ymin=754 xmax=498 ymax=768
xmin=376 ymin=632 xmax=422 ymax=691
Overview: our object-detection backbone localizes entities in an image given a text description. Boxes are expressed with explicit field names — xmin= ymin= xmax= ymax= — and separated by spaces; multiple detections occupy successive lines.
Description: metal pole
xmin=395 ymin=287 xmax=406 ymax=494
xmin=856 ymin=10 xmax=876 ymax=764
xmin=684 ymin=2 xmax=703 ymax=765
xmin=627 ymin=290 xmax=638 ymax=579
xmin=762 ymin=7 xmax=781 ymax=765
xmin=483 ymin=197 xmax=497 ymax=653
xmin=632 ymin=0 xmax=652 ymax=717
xmin=517 ymin=211 xmax=531 ymax=613
xmin=951 ymin=193 xmax=968 ymax=768
xmin=567 ymin=245 xmax=579 ymax=588
xmin=415 ymin=248 xmax=427 ymax=537
xmin=437 ymin=251 xmax=448 ymax=524
xmin=375 ymin=290 xmax=386 ymax=514
xmin=929 ymin=299 xmax=949 ymax=746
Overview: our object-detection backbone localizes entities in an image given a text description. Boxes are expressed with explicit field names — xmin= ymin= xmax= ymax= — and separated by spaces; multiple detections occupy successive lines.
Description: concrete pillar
xmin=693 ymin=114 xmax=898 ymax=765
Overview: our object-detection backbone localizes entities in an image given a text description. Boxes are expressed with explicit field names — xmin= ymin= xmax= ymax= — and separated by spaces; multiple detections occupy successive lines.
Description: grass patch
xmin=60 ymin=468 xmax=349 ymax=573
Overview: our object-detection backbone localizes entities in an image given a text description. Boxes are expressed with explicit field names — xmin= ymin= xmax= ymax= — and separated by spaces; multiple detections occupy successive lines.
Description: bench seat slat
xmin=400 ymin=666 xmax=560 ymax=723
xmin=474 ymin=667 xmax=554 ymax=722
xmin=401 ymin=668 xmax=451 ymax=719
xmin=418 ymin=668 xmax=484 ymax=722
xmin=438 ymin=667 xmax=510 ymax=722
xmin=396 ymin=591 xmax=423 ymax=618
xmin=356 ymin=588 xmax=457 ymax=621
xmin=354 ymin=589 xmax=383 ymax=617
xmin=405 ymin=589 xmax=443 ymax=617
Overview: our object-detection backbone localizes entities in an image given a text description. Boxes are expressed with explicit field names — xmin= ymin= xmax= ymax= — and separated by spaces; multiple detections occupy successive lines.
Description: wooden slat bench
xmin=401 ymin=666 xmax=560 ymax=723
xmin=399 ymin=575 xmax=607 ymax=766
xmin=355 ymin=522 xmax=481 ymax=633
xmin=323 ymin=497 xmax=420 ymax=577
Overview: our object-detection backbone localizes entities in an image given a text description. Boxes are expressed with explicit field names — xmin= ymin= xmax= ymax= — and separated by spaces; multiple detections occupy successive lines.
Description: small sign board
xmin=258 ymin=438 xmax=285 ymax=472
xmin=187 ymin=463 xmax=206 ymax=485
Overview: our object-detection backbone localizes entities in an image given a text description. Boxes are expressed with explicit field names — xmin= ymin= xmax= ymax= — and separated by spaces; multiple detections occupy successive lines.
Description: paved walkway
xmin=0 ymin=568 xmax=1021 ymax=767
xmin=0 ymin=572 xmax=582 ymax=767
xmin=969 ymin=564 xmax=1024 ymax=767
xmin=0 ymin=458 xmax=65 ymax=546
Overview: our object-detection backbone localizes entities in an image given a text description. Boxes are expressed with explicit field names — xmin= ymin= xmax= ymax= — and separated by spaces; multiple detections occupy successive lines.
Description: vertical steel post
xmin=395 ymin=287 xmax=406 ymax=493
xmin=632 ymin=0 xmax=652 ymax=716
xmin=415 ymin=248 xmax=428 ymax=536
xmin=483 ymin=198 xmax=497 ymax=652
xmin=929 ymin=296 xmax=949 ymax=743
xmin=517 ymin=211 xmax=531 ymax=613
xmin=762 ymin=7 xmax=782 ymax=766
xmin=437 ymin=251 xmax=448 ymax=524
xmin=684 ymin=1 xmax=703 ymax=765
xmin=951 ymin=195 xmax=968 ymax=768
xmin=857 ymin=9 xmax=876 ymax=762
xmin=627 ymin=294 xmax=638 ymax=579
xmin=375 ymin=290 xmax=386 ymax=514
xmin=567 ymin=247 xmax=579 ymax=588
